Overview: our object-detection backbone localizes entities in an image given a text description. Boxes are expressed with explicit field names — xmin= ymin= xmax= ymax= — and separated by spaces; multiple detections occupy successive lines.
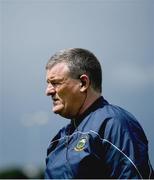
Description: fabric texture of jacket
xmin=45 ymin=96 xmax=153 ymax=179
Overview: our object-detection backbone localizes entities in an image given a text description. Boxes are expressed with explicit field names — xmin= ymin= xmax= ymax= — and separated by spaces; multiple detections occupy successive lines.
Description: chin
xmin=52 ymin=105 xmax=73 ymax=119
xmin=52 ymin=106 xmax=64 ymax=114
xmin=53 ymin=109 xmax=71 ymax=119
xmin=53 ymin=109 xmax=62 ymax=114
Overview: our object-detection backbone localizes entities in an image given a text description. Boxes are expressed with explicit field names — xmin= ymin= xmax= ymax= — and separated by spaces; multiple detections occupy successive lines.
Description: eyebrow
xmin=46 ymin=77 xmax=64 ymax=83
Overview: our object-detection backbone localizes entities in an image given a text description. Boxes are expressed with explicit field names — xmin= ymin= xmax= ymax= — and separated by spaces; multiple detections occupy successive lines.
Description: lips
xmin=52 ymin=96 xmax=58 ymax=101
xmin=52 ymin=99 xmax=59 ymax=105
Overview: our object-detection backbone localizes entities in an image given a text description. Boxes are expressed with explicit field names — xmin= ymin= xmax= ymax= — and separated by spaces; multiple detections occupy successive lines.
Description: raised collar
xmin=66 ymin=96 xmax=108 ymax=135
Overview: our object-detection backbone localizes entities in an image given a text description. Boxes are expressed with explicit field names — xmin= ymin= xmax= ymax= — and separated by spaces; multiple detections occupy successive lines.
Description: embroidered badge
xmin=74 ymin=137 xmax=87 ymax=152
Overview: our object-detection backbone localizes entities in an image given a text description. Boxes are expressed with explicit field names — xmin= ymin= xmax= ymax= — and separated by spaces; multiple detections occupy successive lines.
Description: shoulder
xmin=95 ymin=100 xmax=141 ymax=128
xmin=88 ymin=101 xmax=147 ymax=144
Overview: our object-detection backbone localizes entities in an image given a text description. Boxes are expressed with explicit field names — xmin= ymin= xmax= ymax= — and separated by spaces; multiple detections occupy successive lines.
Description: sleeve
xmin=98 ymin=117 xmax=153 ymax=179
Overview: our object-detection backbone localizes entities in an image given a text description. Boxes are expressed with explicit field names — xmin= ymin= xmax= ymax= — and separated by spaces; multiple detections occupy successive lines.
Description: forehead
xmin=46 ymin=62 xmax=70 ymax=79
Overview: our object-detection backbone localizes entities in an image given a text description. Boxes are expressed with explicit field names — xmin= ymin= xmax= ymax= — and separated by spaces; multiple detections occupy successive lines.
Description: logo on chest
xmin=74 ymin=136 xmax=88 ymax=152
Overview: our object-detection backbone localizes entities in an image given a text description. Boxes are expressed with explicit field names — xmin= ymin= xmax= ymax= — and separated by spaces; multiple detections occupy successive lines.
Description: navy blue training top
xmin=45 ymin=96 xmax=153 ymax=179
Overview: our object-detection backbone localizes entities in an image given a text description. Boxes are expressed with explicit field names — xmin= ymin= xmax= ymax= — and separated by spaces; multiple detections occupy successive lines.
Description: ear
xmin=79 ymin=74 xmax=90 ymax=92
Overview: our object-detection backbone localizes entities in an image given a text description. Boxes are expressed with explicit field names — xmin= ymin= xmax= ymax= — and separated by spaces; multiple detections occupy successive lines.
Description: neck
xmin=78 ymin=90 xmax=101 ymax=116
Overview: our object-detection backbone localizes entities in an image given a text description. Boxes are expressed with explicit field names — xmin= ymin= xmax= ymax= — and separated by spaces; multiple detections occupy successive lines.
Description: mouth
xmin=52 ymin=97 xmax=59 ymax=101
xmin=51 ymin=97 xmax=64 ymax=114
xmin=51 ymin=96 xmax=58 ymax=101
xmin=52 ymin=98 xmax=60 ymax=105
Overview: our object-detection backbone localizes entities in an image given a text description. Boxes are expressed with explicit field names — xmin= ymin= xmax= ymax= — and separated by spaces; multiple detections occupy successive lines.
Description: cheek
xmin=57 ymin=88 xmax=69 ymax=103
xmin=58 ymin=84 xmax=80 ymax=104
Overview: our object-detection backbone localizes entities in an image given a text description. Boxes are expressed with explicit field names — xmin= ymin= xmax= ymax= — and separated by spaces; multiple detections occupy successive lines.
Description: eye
xmin=47 ymin=79 xmax=63 ymax=88
xmin=52 ymin=82 xmax=59 ymax=86
xmin=51 ymin=81 xmax=62 ymax=88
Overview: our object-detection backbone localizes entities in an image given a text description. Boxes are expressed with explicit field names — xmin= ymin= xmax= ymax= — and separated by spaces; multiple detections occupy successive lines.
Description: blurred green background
xmin=0 ymin=167 xmax=44 ymax=179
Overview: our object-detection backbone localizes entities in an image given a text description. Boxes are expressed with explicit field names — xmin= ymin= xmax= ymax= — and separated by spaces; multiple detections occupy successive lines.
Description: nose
xmin=45 ymin=84 xmax=56 ymax=96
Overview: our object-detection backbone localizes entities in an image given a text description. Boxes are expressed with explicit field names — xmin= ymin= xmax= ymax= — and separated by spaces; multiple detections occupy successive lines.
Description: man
xmin=45 ymin=48 xmax=153 ymax=179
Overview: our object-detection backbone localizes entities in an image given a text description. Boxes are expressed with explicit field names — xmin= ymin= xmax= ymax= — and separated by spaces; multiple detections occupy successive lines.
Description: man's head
xmin=45 ymin=48 xmax=102 ymax=119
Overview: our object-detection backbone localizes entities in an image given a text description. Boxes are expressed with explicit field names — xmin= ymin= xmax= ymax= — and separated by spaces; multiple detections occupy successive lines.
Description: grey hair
xmin=46 ymin=48 xmax=102 ymax=93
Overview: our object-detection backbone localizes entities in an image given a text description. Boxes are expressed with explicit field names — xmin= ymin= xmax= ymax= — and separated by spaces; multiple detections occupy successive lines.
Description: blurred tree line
xmin=0 ymin=167 xmax=44 ymax=179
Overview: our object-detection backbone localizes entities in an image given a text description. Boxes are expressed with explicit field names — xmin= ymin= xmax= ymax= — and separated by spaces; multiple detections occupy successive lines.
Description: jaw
xmin=52 ymin=103 xmax=65 ymax=114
